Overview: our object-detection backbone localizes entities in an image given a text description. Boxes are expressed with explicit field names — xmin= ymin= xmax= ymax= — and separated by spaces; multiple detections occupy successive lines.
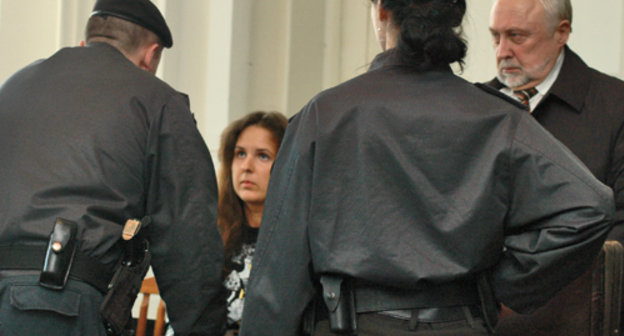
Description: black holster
xmin=39 ymin=218 xmax=78 ymax=290
xmin=320 ymin=274 xmax=357 ymax=335
xmin=100 ymin=219 xmax=152 ymax=336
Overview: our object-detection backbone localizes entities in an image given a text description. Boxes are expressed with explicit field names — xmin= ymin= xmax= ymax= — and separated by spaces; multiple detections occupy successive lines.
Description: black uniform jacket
xmin=0 ymin=43 xmax=225 ymax=335
xmin=488 ymin=46 xmax=624 ymax=242
xmin=239 ymin=51 xmax=614 ymax=335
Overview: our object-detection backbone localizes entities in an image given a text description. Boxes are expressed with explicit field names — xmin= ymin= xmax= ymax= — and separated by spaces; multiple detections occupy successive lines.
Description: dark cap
xmin=91 ymin=0 xmax=173 ymax=48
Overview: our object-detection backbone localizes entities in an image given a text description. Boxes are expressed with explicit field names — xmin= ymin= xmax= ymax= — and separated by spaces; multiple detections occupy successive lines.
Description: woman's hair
xmin=372 ymin=0 xmax=467 ymax=71
xmin=217 ymin=111 xmax=288 ymax=266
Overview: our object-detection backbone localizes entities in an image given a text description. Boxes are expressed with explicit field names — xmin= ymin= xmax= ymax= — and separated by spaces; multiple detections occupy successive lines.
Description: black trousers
xmin=313 ymin=311 xmax=490 ymax=336
xmin=0 ymin=271 xmax=107 ymax=336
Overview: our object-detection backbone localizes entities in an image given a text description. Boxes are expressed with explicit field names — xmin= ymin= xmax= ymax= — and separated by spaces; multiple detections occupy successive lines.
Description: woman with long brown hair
xmin=217 ymin=111 xmax=287 ymax=332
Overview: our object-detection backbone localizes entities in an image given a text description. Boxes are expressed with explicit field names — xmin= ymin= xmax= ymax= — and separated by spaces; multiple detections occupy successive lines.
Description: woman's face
xmin=231 ymin=125 xmax=279 ymax=208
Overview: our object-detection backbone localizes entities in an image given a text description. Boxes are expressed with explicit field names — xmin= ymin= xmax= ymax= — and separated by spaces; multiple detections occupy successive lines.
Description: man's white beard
xmin=497 ymin=60 xmax=530 ymax=89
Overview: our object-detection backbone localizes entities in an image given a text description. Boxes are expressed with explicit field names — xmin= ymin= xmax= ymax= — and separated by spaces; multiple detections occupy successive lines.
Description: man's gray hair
xmin=539 ymin=0 xmax=573 ymax=31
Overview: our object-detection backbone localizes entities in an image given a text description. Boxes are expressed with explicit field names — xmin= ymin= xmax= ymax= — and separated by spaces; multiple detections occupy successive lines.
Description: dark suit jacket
xmin=488 ymin=46 xmax=624 ymax=336
xmin=489 ymin=46 xmax=624 ymax=242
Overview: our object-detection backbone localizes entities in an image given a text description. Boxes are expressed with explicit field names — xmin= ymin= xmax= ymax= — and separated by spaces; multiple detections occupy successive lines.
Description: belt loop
xmin=462 ymin=306 xmax=475 ymax=328
xmin=408 ymin=309 xmax=419 ymax=330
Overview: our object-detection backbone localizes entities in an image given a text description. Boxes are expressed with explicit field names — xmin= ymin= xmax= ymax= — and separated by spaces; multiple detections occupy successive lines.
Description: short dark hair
xmin=372 ymin=0 xmax=467 ymax=71
xmin=85 ymin=15 xmax=162 ymax=55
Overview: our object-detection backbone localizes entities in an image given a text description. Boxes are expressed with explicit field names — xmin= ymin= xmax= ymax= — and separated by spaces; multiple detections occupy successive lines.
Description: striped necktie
xmin=513 ymin=87 xmax=538 ymax=107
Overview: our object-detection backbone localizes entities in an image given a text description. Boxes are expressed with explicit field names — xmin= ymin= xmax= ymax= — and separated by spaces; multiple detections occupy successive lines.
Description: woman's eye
xmin=235 ymin=151 xmax=246 ymax=158
xmin=259 ymin=153 xmax=270 ymax=160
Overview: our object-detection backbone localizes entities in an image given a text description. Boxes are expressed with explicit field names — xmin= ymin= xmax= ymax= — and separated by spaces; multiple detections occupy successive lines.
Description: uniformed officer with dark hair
xmin=0 ymin=0 xmax=226 ymax=335
xmin=239 ymin=0 xmax=613 ymax=335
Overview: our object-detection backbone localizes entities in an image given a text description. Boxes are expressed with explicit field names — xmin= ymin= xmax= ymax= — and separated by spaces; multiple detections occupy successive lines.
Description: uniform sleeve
xmin=145 ymin=93 xmax=226 ymax=335
xmin=605 ymin=114 xmax=624 ymax=242
xmin=493 ymin=113 xmax=614 ymax=313
xmin=239 ymin=107 xmax=318 ymax=336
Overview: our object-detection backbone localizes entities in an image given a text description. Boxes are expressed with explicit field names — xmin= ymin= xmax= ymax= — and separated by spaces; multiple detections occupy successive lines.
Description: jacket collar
xmin=368 ymin=50 xmax=452 ymax=73
xmin=369 ymin=50 xmax=399 ymax=71
xmin=488 ymin=46 xmax=589 ymax=113
xmin=547 ymin=46 xmax=590 ymax=113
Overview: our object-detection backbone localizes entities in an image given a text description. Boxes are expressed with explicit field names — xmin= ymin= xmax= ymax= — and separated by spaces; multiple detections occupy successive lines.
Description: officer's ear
xmin=138 ymin=43 xmax=162 ymax=75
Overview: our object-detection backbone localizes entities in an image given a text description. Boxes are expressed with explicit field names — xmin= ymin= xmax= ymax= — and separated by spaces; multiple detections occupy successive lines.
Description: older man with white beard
xmin=485 ymin=0 xmax=624 ymax=335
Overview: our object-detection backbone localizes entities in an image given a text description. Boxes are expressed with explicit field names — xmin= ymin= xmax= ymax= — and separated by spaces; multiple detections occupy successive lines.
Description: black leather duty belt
xmin=378 ymin=304 xmax=483 ymax=323
xmin=314 ymin=279 xmax=483 ymax=325
xmin=0 ymin=245 xmax=114 ymax=293
xmin=354 ymin=280 xmax=481 ymax=314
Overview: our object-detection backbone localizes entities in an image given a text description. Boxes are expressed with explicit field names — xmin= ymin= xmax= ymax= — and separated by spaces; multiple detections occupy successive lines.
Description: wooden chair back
xmin=135 ymin=277 xmax=166 ymax=336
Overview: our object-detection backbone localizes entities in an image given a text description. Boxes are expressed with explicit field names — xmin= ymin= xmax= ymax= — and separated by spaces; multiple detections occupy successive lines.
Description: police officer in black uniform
xmin=239 ymin=0 xmax=613 ymax=335
xmin=0 ymin=0 xmax=225 ymax=335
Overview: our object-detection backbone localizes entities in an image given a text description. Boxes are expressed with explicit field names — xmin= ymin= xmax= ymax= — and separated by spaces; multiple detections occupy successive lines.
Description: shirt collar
xmin=536 ymin=50 xmax=564 ymax=94
xmin=499 ymin=50 xmax=564 ymax=112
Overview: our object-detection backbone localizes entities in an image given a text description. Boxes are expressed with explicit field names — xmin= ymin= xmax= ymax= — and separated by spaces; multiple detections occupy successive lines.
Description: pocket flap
xmin=10 ymin=284 xmax=80 ymax=317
